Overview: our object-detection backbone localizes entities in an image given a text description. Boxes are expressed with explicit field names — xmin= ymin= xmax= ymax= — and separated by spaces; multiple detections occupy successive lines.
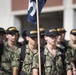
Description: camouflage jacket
xmin=12 ymin=45 xmax=38 ymax=75
xmin=0 ymin=42 xmax=21 ymax=75
xmin=41 ymin=45 xmax=64 ymax=75
xmin=65 ymin=41 xmax=76 ymax=70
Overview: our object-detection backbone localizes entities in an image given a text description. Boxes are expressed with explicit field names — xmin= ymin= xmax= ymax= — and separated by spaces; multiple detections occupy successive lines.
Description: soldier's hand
xmin=73 ymin=70 xmax=76 ymax=75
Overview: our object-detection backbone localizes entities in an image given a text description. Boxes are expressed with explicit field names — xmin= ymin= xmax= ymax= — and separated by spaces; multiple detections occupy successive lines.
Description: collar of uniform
xmin=69 ymin=41 xmax=76 ymax=49
xmin=26 ymin=45 xmax=38 ymax=54
xmin=56 ymin=44 xmax=65 ymax=49
xmin=4 ymin=42 xmax=19 ymax=51
xmin=4 ymin=42 xmax=14 ymax=52
xmin=44 ymin=45 xmax=62 ymax=56
xmin=68 ymin=41 xmax=72 ymax=47
xmin=55 ymin=47 xmax=62 ymax=56
xmin=44 ymin=45 xmax=48 ymax=55
xmin=4 ymin=42 xmax=10 ymax=48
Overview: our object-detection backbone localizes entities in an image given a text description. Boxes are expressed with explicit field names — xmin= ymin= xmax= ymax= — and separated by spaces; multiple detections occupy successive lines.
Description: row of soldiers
xmin=0 ymin=26 xmax=76 ymax=75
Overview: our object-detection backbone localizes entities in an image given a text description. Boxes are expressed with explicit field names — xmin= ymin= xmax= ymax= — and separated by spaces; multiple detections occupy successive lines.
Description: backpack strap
xmin=41 ymin=49 xmax=46 ymax=66
xmin=60 ymin=41 xmax=69 ymax=52
xmin=0 ymin=43 xmax=4 ymax=62
xmin=19 ymin=45 xmax=26 ymax=72
xmin=20 ymin=45 xmax=26 ymax=61
xmin=41 ymin=48 xmax=46 ymax=75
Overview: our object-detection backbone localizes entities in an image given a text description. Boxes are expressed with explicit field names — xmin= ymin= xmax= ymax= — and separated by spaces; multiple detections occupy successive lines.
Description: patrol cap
xmin=6 ymin=27 xmax=19 ymax=34
xmin=45 ymin=28 xmax=58 ymax=36
xmin=57 ymin=28 xmax=66 ymax=33
xmin=0 ymin=27 xmax=6 ymax=34
xmin=26 ymin=26 xmax=37 ymax=37
xmin=39 ymin=27 xmax=45 ymax=37
xmin=70 ymin=29 xmax=76 ymax=35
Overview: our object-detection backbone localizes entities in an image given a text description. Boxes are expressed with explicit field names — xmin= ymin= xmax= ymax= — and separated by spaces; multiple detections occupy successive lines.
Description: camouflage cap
xmin=26 ymin=26 xmax=37 ymax=37
xmin=45 ymin=28 xmax=58 ymax=36
xmin=70 ymin=29 xmax=76 ymax=35
xmin=0 ymin=27 xmax=6 ymax=34
xmin=39 ymin=27 xmax=45 ymax=37
xmin=6 ymin=27 xmax=19 ymax=34
xmin=57 ymin=28 xmax=66 ymax=33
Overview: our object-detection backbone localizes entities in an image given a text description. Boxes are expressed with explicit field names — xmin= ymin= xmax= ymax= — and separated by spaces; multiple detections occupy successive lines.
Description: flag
xmin=27 ymin=0 xmax=46 ymax=24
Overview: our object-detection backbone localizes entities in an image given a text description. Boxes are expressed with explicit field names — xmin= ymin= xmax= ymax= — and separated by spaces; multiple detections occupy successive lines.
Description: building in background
xmin=0 ymin=0 xmax=76 ymax=41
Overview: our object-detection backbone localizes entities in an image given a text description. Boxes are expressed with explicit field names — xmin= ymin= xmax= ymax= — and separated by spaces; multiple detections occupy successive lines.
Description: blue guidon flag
xmin=27 ymin=0 xmax=46 ymax=24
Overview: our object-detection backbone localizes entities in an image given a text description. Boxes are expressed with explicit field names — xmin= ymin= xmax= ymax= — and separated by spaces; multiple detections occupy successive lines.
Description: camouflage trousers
xmin=0 ymin=70 xmax=12 ymax=75
xmin=0 ymin=66 xmax=12 ymax=75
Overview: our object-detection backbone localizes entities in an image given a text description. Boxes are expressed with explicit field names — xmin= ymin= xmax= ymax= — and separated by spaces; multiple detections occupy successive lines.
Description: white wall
xmin=14 ymin=16 xmax=22 ymax=34
xmin=74 ymin=11 xmax=76 ymax=28
xmin=63 ymin=0 xmax=74 ymax=40
xmin=0 ymin=0 xmax=14 ymax=30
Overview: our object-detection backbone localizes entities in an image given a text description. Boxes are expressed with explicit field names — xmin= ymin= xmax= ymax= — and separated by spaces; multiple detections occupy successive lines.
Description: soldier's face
xmin=56 ymin=34 xmax=62 ymax=43
xmin=6 ymin=32 xmax=19 ymax=42
xmin=61 ymin=33 xmax=65 ymax=40
xmin=44 ymin=35 xmax=57 ymax=45
xmin=70 ymin=34 xmax=76 ymax=41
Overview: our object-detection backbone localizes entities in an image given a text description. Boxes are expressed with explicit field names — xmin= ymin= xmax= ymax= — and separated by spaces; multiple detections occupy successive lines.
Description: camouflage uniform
xmin=0 ymin=42 xmax=21 ymax=75
xmin=32 ymin=52 xmax=38 ymax=69
xmin=12 ymin=45 xmax=38 ymax=75
xmin=41 ymin=45 xmax=64 ymax=75
xmin=56 ymin=43 xmax=67 ymax=75
xmin=65 ymin=41 xmax=76 ymax=71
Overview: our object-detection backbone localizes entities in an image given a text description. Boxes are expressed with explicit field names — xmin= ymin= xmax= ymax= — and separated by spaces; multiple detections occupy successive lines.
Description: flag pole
xmin=36 ymin=0 xmax=41 ymax=75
